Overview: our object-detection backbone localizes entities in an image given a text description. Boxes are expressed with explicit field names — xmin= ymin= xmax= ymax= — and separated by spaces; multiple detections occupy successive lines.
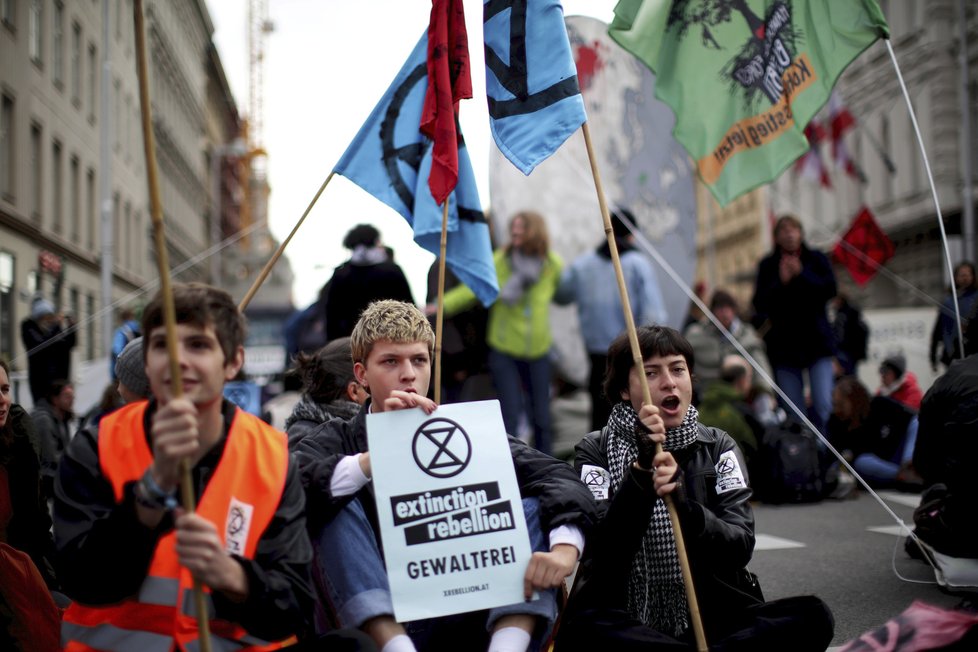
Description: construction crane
xmin=239 ymin=0 xmax=272 ymax=248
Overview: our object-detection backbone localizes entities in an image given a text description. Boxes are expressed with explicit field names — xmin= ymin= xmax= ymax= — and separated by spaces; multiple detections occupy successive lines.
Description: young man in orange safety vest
xmin=53 ymin=283 xmax=317 ymax=651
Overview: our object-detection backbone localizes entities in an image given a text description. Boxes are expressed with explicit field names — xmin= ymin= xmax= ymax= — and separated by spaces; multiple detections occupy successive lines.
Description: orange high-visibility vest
xmin=62 ymin=401 xmax=293 ymax=652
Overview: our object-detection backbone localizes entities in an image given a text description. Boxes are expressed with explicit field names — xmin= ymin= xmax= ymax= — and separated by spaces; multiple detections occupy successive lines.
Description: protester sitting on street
xmin=828 ymin=376 xmax=919 ymax=489
xmin=54 ymin=282 xmax=319 ymax=650
xmin=556 ymin=325 xmax=834 ymax=651
xmin=31 ymin=379 xmax=74 ymax=501
xmin=293 ymin=300 xmax=597 ymax=652
xmin=909 ymin=349 xmax=978 ymax=559
xmin=696 ymin=355 xmax=762 ymax=475
xmin=875 ymin=354 xmax=923 ymax=412
xmin=0 ymin=359 xmax=62 ymax=651
xmin=114 ymin=336 xmax=151 ymax=404
xmin=554 ymin=208 xmax=667 ymax=431
xmin=285 ymin=337 xmax=366 ymax=447
xmin=440 ymin=210 xmax=563 ymax=455
xmin=110 ymin=307 xmax=141 ymax=380
xmin=684 ymin=288 xmax=772 ymax=398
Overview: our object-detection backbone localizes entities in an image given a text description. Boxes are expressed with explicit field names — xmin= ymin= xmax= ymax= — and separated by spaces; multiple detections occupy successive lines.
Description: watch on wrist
xmin=136 ymin=469 xmax=178 ymax=511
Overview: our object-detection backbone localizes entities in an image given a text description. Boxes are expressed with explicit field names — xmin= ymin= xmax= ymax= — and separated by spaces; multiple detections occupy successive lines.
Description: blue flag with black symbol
xmin=334 ymin=33 xmax=499 ymax=307
xmin=483 ymin=0 xmax=587 ymax=175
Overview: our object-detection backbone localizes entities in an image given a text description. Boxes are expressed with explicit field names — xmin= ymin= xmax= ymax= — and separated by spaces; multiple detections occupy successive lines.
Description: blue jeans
xmin=488 ymin=349 xmax=553 ymax=456
xmin=774 ymin=357 xmax=834 ymax=436
xmin=853 ymin=416 xmax=919 ymax=486
xmin=312 ymin=496 xmax=557 ymax=650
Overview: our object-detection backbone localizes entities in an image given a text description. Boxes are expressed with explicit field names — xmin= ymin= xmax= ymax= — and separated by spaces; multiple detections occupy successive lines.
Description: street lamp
xmin=210 ymin=138 xmax=248 ymax=284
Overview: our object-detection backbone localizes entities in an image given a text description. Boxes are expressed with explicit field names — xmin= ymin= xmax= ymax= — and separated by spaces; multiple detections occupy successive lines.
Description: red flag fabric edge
xmin=421 ymin=0 xmax=472 ymax=206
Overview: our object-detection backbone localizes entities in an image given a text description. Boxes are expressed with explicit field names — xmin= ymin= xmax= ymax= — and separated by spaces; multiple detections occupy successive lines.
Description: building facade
xmin=0 ymin=0 xmax=270 ymax=393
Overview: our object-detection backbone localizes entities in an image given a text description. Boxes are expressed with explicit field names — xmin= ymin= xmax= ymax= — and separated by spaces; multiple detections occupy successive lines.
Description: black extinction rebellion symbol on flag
xmin=412 ymin=418 xmax=472 ymax=478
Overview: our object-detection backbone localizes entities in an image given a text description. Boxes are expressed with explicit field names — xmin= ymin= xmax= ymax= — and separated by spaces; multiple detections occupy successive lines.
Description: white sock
xmin=381 ymin=633 xmax=416 ymax=652
xmin=488 ymin=626 xmax=532 ymax=652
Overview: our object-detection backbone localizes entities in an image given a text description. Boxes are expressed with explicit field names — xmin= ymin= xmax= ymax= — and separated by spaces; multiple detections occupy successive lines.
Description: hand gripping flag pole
xmin=581 ymin=121 xmax=708 ymax=652
xmin=133 ymin=2 xmax=211 ymax=648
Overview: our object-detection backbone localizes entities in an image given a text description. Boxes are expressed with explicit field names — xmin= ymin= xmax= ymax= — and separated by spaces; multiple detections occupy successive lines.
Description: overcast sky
xmin=209 ymin=0 xmax=618 ymax=307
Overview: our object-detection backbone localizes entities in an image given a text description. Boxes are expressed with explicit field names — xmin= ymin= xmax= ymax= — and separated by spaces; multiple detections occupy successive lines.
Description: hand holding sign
xmin=523 ymin=543 xmax=578 ymax=600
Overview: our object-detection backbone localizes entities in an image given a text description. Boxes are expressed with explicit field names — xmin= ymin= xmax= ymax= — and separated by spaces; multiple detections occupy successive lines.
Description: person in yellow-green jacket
xmin=438 ymin=210 xmax=562 ymax=455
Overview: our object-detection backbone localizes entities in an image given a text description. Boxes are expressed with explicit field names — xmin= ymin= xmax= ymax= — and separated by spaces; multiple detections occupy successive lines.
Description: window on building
xmin=1 ymin=0 xmax=15 ymax=30
xmin=53 ymin=2 xmax=64 ymax=86
xmin=0 ymin=251 xmax=13 ymax=364
xmin=882 ymin=112 xmax=894 ymax=202
xmin=52 ymin=140 xmax=63 ymax=233
xmin=114 ymin=79 xmax=120 ymax=152
xmin=86 ymin=292 xmax=95 ymax=359
xmin=112 ymin=192 xmax=120 ymax=258
xmin=70 ymin=286 xmax=79 ymax=333
xmin=123 ymin=200 xmax=131 ymax=268
xmin=86 ymin=167 xmax=95 ymax=249
xmin=0 ymin=95 xmax=13 ymax=200
xmin=29 ymin=0 xmax=41 ymax=64
xmin=88 ymin=43 xmax=97 ymax=122
xmin=71 ymin=21 xmax=81 ymax=106
xmin=70 ymin=155 xmax=79 ymax=240
xmin=31 ymin=123 xmax=42 ymax=220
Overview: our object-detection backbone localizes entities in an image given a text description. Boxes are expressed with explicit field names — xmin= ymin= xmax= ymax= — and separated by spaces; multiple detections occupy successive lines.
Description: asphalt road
xmin=749 ymin=488 xmax=970 ymax=649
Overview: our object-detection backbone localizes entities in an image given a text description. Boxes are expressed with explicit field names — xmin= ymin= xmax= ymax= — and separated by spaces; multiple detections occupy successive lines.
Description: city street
xmin=750 ymin=489 xmax=967 ymax=649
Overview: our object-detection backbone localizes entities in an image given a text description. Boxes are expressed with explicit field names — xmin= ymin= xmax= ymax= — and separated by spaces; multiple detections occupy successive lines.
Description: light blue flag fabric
xmin=334 ymin=34 xmax=498 ymax=307
xmin=483 ymin=0 xmax=587 ymax=175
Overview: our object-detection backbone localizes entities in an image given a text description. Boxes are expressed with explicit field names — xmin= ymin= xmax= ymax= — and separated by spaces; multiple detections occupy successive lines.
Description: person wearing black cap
xmin=876 ymin=353 xmax=923 ymax=412
xmin=555 ymin=208 xmax=667 ymax=430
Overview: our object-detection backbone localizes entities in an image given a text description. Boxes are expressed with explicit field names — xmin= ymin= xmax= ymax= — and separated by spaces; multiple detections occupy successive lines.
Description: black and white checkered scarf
xmin=606 ymin=401 xmax=699 ymax=636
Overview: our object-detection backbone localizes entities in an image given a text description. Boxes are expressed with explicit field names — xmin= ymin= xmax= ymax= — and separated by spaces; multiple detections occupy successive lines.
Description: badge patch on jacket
xmin=225 ymin=497 xmax=254 ymax=555
xmin=714 ymin=451 xmax=747 ymax=494
xmin=581 ymin=464 xmax=611 ymax=500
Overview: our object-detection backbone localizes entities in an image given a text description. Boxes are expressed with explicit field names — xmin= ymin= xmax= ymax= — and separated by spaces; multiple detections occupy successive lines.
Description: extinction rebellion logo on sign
xmin=394 ymin=417 xmax=516 ymax=547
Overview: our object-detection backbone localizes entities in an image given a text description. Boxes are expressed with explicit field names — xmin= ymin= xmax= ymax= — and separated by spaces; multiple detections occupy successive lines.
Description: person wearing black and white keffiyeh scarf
xmin=605 ymin=400 xmax=700 ymax=637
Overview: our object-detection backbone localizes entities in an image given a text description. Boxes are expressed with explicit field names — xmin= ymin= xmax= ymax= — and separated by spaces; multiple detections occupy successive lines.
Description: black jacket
xmin=752 ymin=244 xmax=837 ymax=368
xmin=20 ymin=318 xmax=76 ymax=402
xmin=568 ymin=423 xmax=759 ymax=636
xmin=293 ymin=401 xmax=598 ymax=541
xmin=0 ymin=404 xmax=59 ymax=589
xmin=53 ymin=400 xmax=315 ymax=642
xmin=324 ymin=259 xmax=414 ymax=341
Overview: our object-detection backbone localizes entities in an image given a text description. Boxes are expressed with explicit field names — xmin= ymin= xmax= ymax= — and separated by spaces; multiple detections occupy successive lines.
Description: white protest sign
xmin=366 ymin=400 xmax=532 ymax=622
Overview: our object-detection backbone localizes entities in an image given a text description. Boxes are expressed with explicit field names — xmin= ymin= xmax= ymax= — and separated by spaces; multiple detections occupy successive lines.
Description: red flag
xmin=827 ymin=92 xmax=865 ymax=183
xmin=420 ymin=0 xmax=472 ymax=205
xmin=832 ymin=206 xmax=894 ymax=286
xmin=794 ymin=122 xmax=832 ymax=188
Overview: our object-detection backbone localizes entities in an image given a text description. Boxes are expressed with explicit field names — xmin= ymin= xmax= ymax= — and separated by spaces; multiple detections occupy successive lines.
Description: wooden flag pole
xmin=133 ymin=2 xmax=211 ymax=649
xmin=433 ymin=200 xmax=450 ymax=404
xmin=581 ymin=122 xmax=708 ymax=651
xmin=238 ymin=171 xmax=335 ymax=312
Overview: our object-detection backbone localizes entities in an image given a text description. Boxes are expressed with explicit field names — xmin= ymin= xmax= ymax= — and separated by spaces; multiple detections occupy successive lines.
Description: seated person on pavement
xmin=556 ymin=325 xmax=834 ymax=651
xmin=292 ymin=299 xmax=597 ymax=652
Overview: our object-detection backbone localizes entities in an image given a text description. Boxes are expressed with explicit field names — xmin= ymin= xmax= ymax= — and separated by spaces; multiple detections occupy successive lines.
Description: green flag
xmin=609 ymin=0 xmax=889 ymax=206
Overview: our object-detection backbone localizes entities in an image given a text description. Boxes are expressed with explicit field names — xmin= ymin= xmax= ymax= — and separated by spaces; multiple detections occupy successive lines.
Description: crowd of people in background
xmin=2 ymin=212 xmax=977 ymax=650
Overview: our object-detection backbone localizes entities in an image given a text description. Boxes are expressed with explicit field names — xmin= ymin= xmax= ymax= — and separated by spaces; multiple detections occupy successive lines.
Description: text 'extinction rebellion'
xmin=390 ymin=482 xmax=516 ymax=546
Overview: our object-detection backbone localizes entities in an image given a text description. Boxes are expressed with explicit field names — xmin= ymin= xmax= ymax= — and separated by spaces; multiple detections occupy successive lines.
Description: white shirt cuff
xmin=329 ymin=453 xmax=370 ymax=497
xmin=548 ymin=524 xmax=584 ymax=559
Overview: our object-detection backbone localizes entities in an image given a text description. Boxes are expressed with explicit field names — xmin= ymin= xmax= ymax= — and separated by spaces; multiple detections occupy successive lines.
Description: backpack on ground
xmin=754 ymin=418 xmax=823 ymax=504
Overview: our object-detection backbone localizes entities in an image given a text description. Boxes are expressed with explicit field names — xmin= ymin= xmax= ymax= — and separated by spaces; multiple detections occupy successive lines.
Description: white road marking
xmin=754 ymin=533 xmax=806 ymax=550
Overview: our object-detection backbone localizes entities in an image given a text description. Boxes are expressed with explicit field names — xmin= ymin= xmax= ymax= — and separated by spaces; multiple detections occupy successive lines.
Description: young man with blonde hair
xmin=295 ymin=300 xmax=597 ymax=652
